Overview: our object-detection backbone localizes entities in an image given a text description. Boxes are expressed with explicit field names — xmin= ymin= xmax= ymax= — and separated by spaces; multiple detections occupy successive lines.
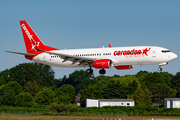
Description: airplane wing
xmin=43 ymin=50 xmax=95 ymax=66
xmin=30 ymin=39 xmax=95 ymax=66
xmin=5 ymin=51 xmax=35 ymax=56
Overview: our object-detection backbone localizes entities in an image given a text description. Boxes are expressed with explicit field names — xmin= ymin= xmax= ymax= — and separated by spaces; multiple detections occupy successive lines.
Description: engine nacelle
xmin=94 ymin=59 xmax=112 ymax=69
xmin=115 ymin=65 xmax=134 ymax=70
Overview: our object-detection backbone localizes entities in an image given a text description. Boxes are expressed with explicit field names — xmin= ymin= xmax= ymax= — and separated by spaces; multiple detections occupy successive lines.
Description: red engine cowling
xmin=94 ymin=59 xmax=112 ymax=69
xmin=115 ymin=65 xmax=134 ymax=70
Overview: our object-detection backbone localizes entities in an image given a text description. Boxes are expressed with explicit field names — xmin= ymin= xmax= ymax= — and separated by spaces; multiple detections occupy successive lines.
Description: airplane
xmin=5 ymin=20 xmax=178 ymax=74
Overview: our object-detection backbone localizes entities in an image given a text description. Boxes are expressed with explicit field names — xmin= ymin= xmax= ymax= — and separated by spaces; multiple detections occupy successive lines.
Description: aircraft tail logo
xmin=20 ymin=21 xmax=58 ymax=54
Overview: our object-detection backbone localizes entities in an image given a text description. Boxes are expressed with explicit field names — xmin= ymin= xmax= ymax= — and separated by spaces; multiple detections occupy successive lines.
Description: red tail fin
xmin=20 ymin=21 xmax=58 ymax=54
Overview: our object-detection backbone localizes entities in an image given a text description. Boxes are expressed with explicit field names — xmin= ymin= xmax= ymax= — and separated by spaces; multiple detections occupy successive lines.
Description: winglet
xmin=109 ymin=44 xmax=112 ymax=48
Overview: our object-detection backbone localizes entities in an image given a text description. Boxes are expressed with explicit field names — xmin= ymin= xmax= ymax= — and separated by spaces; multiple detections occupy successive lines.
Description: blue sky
xmin=0 ymin=0 xmax=180 ymax=78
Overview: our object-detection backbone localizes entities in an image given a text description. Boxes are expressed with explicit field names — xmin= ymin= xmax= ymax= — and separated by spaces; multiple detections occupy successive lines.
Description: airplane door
xmin=152 ymin=49 xmax=156 ymax=57
xmin=43 ymin=55 xmax=46 ymax=62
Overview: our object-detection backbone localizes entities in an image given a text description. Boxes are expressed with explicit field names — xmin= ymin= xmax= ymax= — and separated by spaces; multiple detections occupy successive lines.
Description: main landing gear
xmin=99 ymin=69 xmax=106 ymax=74
xmin=86 ymin=68 xmax=93 ymax=74
xmin=86 ymin=68 xmax=106 ymax=75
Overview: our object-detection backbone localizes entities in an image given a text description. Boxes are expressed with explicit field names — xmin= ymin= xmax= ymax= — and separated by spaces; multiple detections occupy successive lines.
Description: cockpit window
xmin=162 ymin=50 xmax=170 ymax=53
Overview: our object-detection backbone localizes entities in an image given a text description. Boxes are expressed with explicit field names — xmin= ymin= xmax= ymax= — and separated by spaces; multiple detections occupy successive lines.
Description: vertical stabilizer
xmin=20 ymin=21 xmax=58 ymax=54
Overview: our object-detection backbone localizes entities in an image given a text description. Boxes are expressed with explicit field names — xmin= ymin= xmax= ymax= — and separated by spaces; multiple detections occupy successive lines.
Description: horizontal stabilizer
xmin=5 ymin=51 xmax=35 ymax=56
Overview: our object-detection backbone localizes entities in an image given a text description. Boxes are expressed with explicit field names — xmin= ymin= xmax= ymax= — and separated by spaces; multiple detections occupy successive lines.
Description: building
xmin=85 ymin=99 xmax=99 ymax=108
xmin=85 ymin=99 xmax=135 ymax=108
xmin=151 ymin=103 xmax=162 ymax=107
xmin=170 ymin=98 xmax=180 ymax=108
xmin=164 ymin=98 xmax=170 ymax=108
xmin=164 ymin=98 xmax=180 ymax=108
xmin=75 ymin=94 xmax=81 ymax=107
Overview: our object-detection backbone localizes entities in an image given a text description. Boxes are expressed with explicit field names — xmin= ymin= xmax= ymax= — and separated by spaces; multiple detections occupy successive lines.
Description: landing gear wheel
xmin=158 ymin=66 xmax=162 ymax=71
xmin=99 ymin=69 xmax=106 ymax=74
xmin=86 ymin=68 xmax=93 ymax=74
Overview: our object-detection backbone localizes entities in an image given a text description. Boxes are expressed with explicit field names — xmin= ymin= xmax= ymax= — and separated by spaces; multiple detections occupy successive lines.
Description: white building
xmin=85 ymin=99 xmax=99 ymax=108
xmin=86 ymin=99 xmax=135 ymax=108
xmin=99 ymin=99 xmax=134 ymax=107
xmin=164 ymin=98 xmax=180 ymax=108
xmin=164 ymin=98 xmax=170 ymax=108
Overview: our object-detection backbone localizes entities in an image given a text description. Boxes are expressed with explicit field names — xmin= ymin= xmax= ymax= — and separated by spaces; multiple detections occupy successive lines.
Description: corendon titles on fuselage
xmin=114 ymin=47 xmax=151 ymax=57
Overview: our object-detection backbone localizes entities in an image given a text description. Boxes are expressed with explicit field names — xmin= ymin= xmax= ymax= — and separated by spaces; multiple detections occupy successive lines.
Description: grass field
xmin=1 ymin=115 xmax=180 ymax=120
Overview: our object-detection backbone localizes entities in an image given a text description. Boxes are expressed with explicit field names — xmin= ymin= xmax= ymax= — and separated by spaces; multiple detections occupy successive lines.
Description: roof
xmin=75 ymin=94 xmax=81 ymax=103
xmin=151 ymin=103 xmax=161 ymax=107
xmin=170 ymin=98 xmax=180 ymax=101
xmin=165 ymin=98 xmax=180 ymax=101
xmin=98 ymin=99 xmax=134 ymax=102
xmin=164 ymin=98 xmax=171 ymax=101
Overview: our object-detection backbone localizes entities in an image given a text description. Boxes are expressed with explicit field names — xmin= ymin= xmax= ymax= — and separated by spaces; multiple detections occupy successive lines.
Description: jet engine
xmin=94 ymin=59 xmax=112 ymax=69
xmin=115 ymin=65 xmax=134 ymax=70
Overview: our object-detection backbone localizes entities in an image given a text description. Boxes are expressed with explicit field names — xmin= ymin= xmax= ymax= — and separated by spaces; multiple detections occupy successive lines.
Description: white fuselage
xmin=32 ymin=46 xmax=177 ymax=69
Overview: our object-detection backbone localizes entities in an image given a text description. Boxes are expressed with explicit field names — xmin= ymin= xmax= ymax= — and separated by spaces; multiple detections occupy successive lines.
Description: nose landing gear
xmin=158 ymin=62 xmax=168 ymax=71
xmin=158 ymin=65 xmax=162 ymax=71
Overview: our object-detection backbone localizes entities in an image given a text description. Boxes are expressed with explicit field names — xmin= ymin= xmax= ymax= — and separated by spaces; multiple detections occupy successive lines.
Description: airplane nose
xmin=172 ymin=53 xmax=178 ymax=60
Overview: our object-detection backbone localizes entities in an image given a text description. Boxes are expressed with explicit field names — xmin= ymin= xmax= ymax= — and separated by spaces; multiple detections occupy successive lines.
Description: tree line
xmin=0 ymin=62 xmax=180 ymax=108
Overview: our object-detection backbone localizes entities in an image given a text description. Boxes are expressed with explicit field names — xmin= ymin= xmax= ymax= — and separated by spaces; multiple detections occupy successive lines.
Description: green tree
xmin=141 ymin=72 xmax=164 ymax=88
xmin=128 ymin=87 xmax=145 ymax=106
xmin=171 ymin=72 xmax=180 ymax=90
xmin=160 ymin=72 xmax=174 ymax=87
xmin=103 ymin=78 xmax=139 ymax=99
xmin=53 ymin=78 xmax=62 ymax=88
xmin=9 ymin=63 xmax=55 ymax=88
xmin=15 ymin=92 xmax=36 ymax=107
xmin=143 ymin=87 xmax=152 ymax=106
xmin=55 ymin=84 xmax=76 ymax=104
xmin=36 ymin=63 xmax=55 ymax=87
xmin=111 ymin=75 xmax=140 ymax=86
xmin=128 ymin=87 xmax=152 ymax=106
xmin=60 ymin=76 xmax=77 ymax=89
xmin=150 ymin=83 xmax=175 ymax=107
xmin=0 ymin=89 xmax=15 ymax=106
xmin=0 ymin=81 xmax=23 ymax=96
xmin=0 ymin=81 xmax=23 ymax=106
xmin=127 ymin=80 xmax=139 ymax=95
xmin=0 ymin=69 xmax=10 ymax=85
xmin=24 ymin=81 xmax=41 ymax=97
xmin=136 ymin=70 xmax=149 ymax=77
xmin=93 ymin=75 xmax=112 ymax=88
xmin=80 ymin=85 xmax=104 ymax=106
xmin=103 ymin=80 xmax=128 ymax=99
xmin=35 ymin=87 xmax=54 ymax=105
xmin=69 ymin=70 xmax=94 ymax=93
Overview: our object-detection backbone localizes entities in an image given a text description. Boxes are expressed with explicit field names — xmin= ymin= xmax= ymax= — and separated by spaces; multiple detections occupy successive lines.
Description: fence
xmin=1 ymin=111 xmax=180 ymax=116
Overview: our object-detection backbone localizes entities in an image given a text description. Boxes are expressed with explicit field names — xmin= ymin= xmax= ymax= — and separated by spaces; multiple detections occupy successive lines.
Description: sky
xmin=0 ymin=0 xmax=180 ymax=79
